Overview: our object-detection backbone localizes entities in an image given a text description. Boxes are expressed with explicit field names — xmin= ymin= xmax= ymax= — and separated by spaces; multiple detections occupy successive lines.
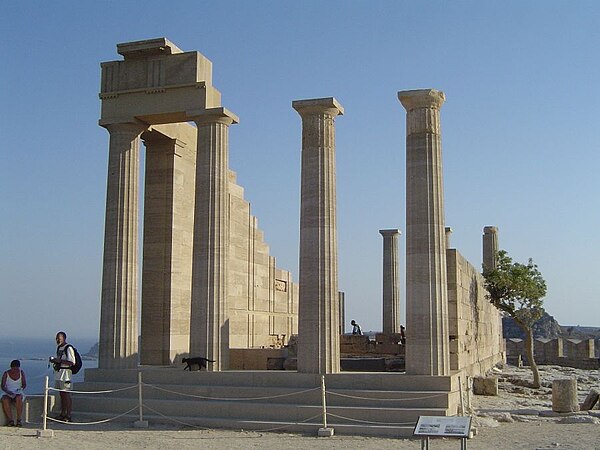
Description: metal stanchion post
xmin=37 ymin=376 xmax=54 ymax=437
xmin=317 ymin=375 xmax=334 ymax=437
xmin=134 ymin=371 xmax=148 ymax=428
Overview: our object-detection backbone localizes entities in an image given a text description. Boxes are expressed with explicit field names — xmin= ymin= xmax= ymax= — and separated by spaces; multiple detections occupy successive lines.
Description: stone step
xmin=84 ymin=368 xmax=458 ymax=392
xmin=71 ymin=410 xmax=417 ymax=437
xmin=73 ymin=396 xmax=448 ymax=425
xmin=75 ymin=381 xmax=452 ymax=408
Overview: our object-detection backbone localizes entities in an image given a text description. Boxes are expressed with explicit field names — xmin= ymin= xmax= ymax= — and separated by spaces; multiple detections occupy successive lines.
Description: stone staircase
xmin=72 ymin=368 xmax=460 ymax=437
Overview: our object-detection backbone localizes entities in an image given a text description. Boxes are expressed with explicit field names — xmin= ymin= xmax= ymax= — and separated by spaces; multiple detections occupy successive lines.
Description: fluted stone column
xmin=398 ymin=89 xmax=450 ymax=376
xmin=189 ymin=107 xmax=238 ymax=371
xmin=379 ymin=229 xmax=401 ymax=334
xmin=99 ymin=122 xmax=146 ymax=369
xmin=483 ymin=226 xmax=499 ymax=271
xmin=140 ymin=128 xmax=196 ymax=365
xmin=293 ymin=97 xmax=343 ymax=374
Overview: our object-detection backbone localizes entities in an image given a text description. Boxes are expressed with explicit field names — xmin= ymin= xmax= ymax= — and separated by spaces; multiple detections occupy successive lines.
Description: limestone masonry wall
xmin=506 ymin=337 xmax=599 ymax=369
xmin=227 ymin=170 xmax=299 ymax=349
xmin=446 ymin=249 xmax=504 ymax=376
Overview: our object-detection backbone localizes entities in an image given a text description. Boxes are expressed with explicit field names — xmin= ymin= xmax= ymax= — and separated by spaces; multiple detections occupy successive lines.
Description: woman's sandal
xmin=6 ymin=420 xmax=15 ymax=427
xmin=16 ymin=420 xmax=22 ymax=427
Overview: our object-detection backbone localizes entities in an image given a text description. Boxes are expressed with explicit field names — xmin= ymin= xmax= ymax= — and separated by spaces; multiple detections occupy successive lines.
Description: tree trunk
xmin=523 ymin=326 xmax=541 ymax=388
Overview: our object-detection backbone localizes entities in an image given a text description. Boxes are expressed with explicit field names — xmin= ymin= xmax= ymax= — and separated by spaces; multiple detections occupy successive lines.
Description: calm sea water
xmin=0 ymin=337 xmax=98 ymax=394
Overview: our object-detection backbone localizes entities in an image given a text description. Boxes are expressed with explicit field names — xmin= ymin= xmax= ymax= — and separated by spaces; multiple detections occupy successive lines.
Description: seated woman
xmin=1 ymin=360 xmax=26 ymax=427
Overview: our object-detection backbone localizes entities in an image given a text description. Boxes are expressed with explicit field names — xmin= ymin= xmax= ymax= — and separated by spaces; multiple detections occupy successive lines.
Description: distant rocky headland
xmin=83 ymin=342 xmax=98 ymax=359
xmin=503 ymin=312 xmax=600 ymax=341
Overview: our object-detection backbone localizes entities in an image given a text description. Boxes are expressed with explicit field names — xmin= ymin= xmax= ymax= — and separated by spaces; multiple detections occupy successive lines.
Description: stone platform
xmin=73 ymin=368 xmax=461 ymax=437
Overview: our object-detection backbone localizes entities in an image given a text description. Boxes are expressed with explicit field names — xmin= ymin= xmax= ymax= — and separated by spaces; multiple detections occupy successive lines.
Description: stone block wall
xmin=505 ymin=338 xmax=599 ymax=369
xmin=446 ymin=249 xmax=504 ymax=376
xmin=227 ymin=170 xmax=299 ymax=349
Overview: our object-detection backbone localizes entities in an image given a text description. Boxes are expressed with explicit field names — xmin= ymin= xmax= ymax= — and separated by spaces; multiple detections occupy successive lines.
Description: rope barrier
xmin=34 ymin=373 xmax=450 ymax=435
xmin=326 ymin=390 xmax=448 ymax=402
xmin=252 ymin=412 xmax=323 ymax=432
xmin=140 ymin=403 xmax=214 ymax=430
xmin=327 ymin=412 xmax=416 ymax=426
xmin=46 ymin=405 xmax=139 ymax=425
xmin=143 ymin=383 xmax=320 ymax=401
xmin=47 ymin=385 xmax=138 ymax=394
xmin=141 ymin=403 xmax=323 ymax=433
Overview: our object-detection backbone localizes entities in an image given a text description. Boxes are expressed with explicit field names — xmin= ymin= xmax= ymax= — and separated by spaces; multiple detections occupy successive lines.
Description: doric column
xmin=398 ymin=89 xmax=450 ymax=376
xmin=483 ymin=226 xmax=499 ymax=271
xmin=379 ymin=229 xmax=401 ymax=334
xmin=293 ymin=97 xmax=343 ymax=374
xmin=99 ymin=122 xmax=146 ymax=369
xmin=189 ymin=107 xmax=238 ymax=371
xmin=140 ymin=126 xmax=196 ymax=365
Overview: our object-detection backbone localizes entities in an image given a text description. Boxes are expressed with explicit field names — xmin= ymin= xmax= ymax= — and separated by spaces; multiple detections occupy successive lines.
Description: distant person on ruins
xmin=351 ymin=320 xmax=362 ymax=335
xmin=400 ymin=325 xmax=406 ymax=345
xmin=1 ymin=360 xmax=26 ymax=427
xmin=50 ymin=331 xmax=75 ymax=422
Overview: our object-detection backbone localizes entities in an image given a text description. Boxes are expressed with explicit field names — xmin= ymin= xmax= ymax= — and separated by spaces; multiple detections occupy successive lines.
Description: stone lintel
xmin=117 ymin=37 xmax=183 ymax=60
xmin=398 ymin=89 xmax=445 ymax=111
xmin=188 ymin=107 xmax=239 ymax=125
xmin=292 ymin=97 xmax=344 ymax=116
xmin=379 ymin=229 xmax=401 ymax=237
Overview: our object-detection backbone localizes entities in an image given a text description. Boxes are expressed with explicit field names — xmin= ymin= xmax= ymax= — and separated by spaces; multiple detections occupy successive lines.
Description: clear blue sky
xmin=1 ymin=1 xmax=599 ymax=341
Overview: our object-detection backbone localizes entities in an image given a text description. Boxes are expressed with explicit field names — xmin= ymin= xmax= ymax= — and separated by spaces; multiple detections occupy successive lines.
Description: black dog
xmin=182 ymin=357 xmax=215 ymax=371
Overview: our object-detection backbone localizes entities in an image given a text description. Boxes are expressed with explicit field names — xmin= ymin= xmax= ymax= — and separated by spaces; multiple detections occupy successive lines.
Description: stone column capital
xmin=292 ymin=97 xmax=344 ymax=117
xmin=101 ymin=121 xmax=148 ymax=136
xmin=398 ymin=89 xmax=445 ymax=111
xmin=483 ymin=226 xmax=498 ymax=235
xmin=379 ymin=229 xmax=402 ymax=237
xmin=189 ymin=107 xmax=239 ymax=126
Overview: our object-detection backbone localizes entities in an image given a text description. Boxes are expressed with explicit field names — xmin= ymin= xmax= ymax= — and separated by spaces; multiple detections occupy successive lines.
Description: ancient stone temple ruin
xmin=84 ymin=38 xmax=505 ymax=437
xmin=97 ymin=38 xmax=299 ymax=369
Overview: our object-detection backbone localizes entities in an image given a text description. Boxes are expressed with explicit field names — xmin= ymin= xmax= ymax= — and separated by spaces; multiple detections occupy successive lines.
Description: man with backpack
xmin=50 ymin=331 xmax=78 ymax=422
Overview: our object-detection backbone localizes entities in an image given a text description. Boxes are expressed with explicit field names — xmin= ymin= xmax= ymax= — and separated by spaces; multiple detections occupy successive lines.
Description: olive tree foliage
xmin=483 ymin=250 xmax=547 ymax=388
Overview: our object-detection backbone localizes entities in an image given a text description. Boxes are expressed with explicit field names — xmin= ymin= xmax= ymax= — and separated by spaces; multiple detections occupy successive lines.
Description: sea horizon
xmin=0 ymin=336 xmax=99 ymax=394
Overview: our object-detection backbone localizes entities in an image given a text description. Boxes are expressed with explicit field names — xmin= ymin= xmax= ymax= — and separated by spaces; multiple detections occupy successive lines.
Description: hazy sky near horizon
xmin=1 ymin=2 xmax=599 ymax=341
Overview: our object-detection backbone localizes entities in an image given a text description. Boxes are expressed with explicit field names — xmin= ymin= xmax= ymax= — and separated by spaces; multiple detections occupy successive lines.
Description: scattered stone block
xmin=580 ymin=388 xmax=600 ymax=411
xmin=317 ymin=427 xmax=334 ymax=437
xmin=473 ymin=376 xmax=498 ymax=396
xmin=558 ymin=415 xmax=599 ymax=424
xmin=552 ymin=378 xmax=580 ymax=413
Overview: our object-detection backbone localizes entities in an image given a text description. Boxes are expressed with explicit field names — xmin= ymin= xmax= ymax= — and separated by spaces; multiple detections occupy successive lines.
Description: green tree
xmin=483 ymin=250 xmax=547 ymax=388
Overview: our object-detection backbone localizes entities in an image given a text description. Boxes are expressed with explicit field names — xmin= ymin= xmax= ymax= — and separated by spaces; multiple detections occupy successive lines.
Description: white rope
xmin=46 ymin=405 xmax=139 ymax=425
xmin=48 ymin=385 xmax=138 ymax=394
xmin=327 ymin=412 xmax=416 ymax=426
xmin=144 ymin=383 xmax=320 ymax=401
xmin=326 ymin=390 xmax=448 ymax=402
